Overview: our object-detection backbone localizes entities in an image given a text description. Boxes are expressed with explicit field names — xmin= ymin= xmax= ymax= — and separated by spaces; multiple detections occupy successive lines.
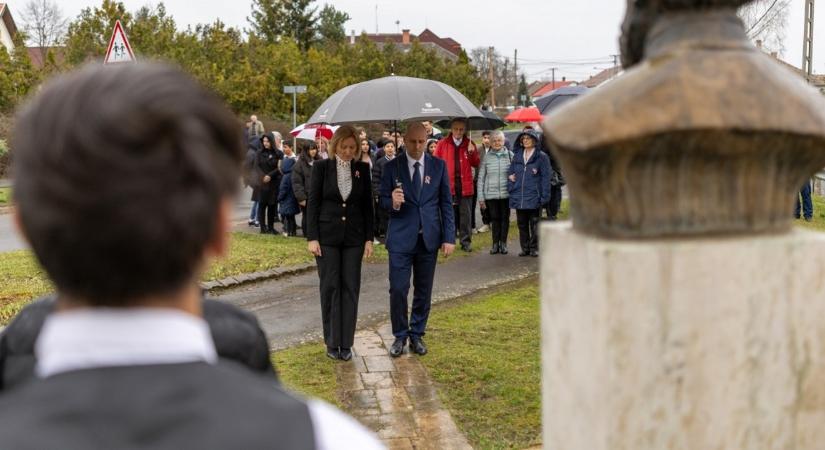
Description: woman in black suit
xmin=306 ymin=125 xmax=374 ymax=361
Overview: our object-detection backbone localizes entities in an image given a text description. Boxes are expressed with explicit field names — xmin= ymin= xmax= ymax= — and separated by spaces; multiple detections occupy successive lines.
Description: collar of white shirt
xmin=407 ymin=153 xmax=425 ymax=174
xmin=35 ymin=308 xmax=218 ymax=378
xmin=452 ymin=137 xmax=462 ymax=147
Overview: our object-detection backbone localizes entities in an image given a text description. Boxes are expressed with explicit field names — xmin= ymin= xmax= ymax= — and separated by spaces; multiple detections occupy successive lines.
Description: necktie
xmin=413 ymin=162 xmax=422 ymax=201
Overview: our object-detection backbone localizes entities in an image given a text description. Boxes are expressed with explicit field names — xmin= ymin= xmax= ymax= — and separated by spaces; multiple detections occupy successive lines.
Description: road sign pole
xmin=284 ymin=85 xmax=306 ymax=151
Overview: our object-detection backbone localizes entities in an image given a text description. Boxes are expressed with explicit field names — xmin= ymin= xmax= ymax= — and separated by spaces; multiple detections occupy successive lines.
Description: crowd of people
xmin=242 ymin=117 xmax=566 ymax=257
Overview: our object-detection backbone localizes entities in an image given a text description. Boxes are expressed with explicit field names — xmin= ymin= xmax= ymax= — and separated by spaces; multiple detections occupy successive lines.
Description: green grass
xmin=272 ymin=342 xmax=341 ymax=407
xmin=0 ymin=232 xmax=317 ymax=324
xmin=420 ymin=279 xmax=542 ymax=449
xmin=0 ymin=187 xmax=10 ymax=205
xmin=796 ymin=195 xmax=825 ymax=232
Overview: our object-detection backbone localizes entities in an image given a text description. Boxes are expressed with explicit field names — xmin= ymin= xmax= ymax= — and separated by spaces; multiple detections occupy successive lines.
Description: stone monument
xmin=541 ymin=0 xmax=825 ymax=448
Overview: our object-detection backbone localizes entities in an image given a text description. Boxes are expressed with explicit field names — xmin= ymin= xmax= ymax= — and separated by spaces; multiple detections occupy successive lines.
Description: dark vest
xmin=0 ymin=361 xmax=316 ymax=449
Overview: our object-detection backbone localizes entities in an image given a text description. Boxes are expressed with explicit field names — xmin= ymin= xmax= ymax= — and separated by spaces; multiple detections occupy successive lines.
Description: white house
xmin=0 ymin=3 xmax=18 ymax=54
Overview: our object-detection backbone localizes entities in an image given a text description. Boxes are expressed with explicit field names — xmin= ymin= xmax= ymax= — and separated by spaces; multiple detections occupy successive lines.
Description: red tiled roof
xmin=582 ymin=66 xmax=622 ymax=88
xmin=532 ymin=80 xmax=574 ymax=97
xmin=362 ymin=28 xmax=461 ymax=56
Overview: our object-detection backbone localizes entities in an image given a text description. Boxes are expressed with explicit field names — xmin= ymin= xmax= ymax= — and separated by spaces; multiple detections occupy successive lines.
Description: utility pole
xmin=802 ymin=0 xmax=816 ymax=82
xmin=550 ymin=67 xmax=557 ymax=89
xmin=489 ymin=46 xmax=496 ymax=108
xmin=513 ymin=49 xmax=519 ymax=106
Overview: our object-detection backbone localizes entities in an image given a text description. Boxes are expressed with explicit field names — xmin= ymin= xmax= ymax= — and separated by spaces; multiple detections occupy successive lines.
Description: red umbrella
xmin=290 ymin=123 xmax=339 ymax=140
xmin=504 ymin=106 xmax=543 ymax=123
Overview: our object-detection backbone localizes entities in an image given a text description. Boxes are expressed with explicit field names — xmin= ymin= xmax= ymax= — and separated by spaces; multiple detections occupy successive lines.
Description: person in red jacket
xmin=433 ymin=118 xmax=481 ymax=252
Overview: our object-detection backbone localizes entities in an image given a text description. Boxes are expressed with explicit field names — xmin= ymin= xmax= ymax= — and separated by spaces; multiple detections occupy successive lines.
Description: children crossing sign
xmin=103 ymin=20 xmax=135 ymax=64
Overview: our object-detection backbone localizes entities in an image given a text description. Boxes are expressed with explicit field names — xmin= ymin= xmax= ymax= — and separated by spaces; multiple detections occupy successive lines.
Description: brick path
xmin=334 ymin=323 xmax=472 ymax=450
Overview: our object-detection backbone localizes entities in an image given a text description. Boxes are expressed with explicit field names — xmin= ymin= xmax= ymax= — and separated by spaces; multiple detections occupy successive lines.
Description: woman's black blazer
xmin=306 ymin=159 xmax=374 ymax=247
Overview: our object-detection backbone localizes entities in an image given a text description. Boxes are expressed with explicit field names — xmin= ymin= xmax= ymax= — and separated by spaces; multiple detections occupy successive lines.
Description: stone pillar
xmin=540 ymin=2 xmax=825 ymax=447
xmin=541 ymin=222 xmax=825 ymax=449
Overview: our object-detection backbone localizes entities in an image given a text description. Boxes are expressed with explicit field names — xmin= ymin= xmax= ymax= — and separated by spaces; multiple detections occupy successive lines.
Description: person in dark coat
xmin=508 ymin=131 xmax=551 ymax=257
xmin=306 ymin=125 xmax=374 ymax=361
xmin=372 ymin=140 xmax=396 ymax=239
xmin=0 ymin=296 xmax=277 ymax=392
xmin=257 ymin=134 xmax=282 ymax=234
xmin=293 ymin=141 xmax=320 ymax=237
xmin=244 ymin=135 xmax=263 ymax=227
xmin=278 ymin=157 xmax=300 ymax=237
xmin=0 ymin=62 xmax=381 ymax=449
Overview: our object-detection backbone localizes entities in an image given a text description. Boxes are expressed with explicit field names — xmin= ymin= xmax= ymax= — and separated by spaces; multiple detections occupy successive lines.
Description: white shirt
xmin=407 ymin=153 xmax=425 ymax=182
xmin=35 ymin=308 xmax=384 ymax=450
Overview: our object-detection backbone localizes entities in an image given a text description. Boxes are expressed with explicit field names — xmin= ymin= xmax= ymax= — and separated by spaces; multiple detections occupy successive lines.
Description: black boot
xmin=489 ymin=242 xmax=500 ymax=255
xmin=499 ymin=242 xmax=508 ymax=255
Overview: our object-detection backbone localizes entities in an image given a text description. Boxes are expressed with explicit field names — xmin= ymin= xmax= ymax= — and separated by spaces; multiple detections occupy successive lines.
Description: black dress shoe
xmin=410 ymin=338 xmax=428 ymax=355
xmin=530 ymin=249 xmax=539 ymax=257
xmin=499 ymin=243 xmax=508 ymax=255
xmin=339 ymin=348 xmax=353 ymax=361
xmin=489 ymin=242 xmax=500 ymax=255
xmin=326 ymin=347 xmax=339 ymax=360
xmin=461 ymin=245 xmax=472 ymax=252
xmin=518 ymin=250 xmax=530 ymax=257
xmin=389 ymin=338 xmax=406 ymax=357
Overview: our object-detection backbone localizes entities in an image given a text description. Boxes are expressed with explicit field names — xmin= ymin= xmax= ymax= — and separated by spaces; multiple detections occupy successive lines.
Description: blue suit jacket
xmin=380 ymin=153 xmax=455 ymax=254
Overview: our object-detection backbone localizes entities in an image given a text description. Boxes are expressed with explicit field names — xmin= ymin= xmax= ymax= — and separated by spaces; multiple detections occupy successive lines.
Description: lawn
xmin=272 ymin=343 xmax=341 ymax=407
xmin=0 ymin=187 xmax=10 ymax=205
xmin=269 ymin=277 xmax=542 ymax=449
xmin=795 ymin=194 xmax=825 ymax=233
xmin=420 ymin=278 xmax=541 ymax=449
xmin=0 ymin=232 xmax=316 ymax=324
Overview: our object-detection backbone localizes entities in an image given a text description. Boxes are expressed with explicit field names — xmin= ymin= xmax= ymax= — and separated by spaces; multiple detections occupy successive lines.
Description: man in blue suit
xmin=380 ymin=122 xmax=456 ymax=357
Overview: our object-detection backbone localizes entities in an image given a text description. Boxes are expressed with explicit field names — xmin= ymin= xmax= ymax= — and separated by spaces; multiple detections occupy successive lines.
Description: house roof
xmin=360 ymin=28 xmax=461 ymax=56
xmin=532 ymin=80 xmax=574 ymax=97
xmin=771 ymin=55 xmax=825 ymax=87
xmin=582 ymin=66 xmax=622 ymax=88
xmin=0 ymin=3 xmax=18 ymax=40
xmin=27 ymin=46 xmax=66 ymax=68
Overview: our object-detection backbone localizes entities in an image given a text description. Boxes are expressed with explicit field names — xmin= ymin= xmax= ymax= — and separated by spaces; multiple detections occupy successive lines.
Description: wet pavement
xmin=336 ymin=323 xmax=473 ymax=449
xmin=211 ymin=239 xmax=538 ymax=351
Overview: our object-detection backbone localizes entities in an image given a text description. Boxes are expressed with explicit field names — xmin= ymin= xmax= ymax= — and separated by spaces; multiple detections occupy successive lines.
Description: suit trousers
xmin=316 ymin=244 xmax=364 ymax=349
xmin=389 ymin=235 xmax=439 ymax=340
xmin=453 ymin=196 xmax=473 ymax=248
xmin=516 ymin=209 xmax=540 ymax=252
xmin=486 ymin=199 xmax=510 ymax=244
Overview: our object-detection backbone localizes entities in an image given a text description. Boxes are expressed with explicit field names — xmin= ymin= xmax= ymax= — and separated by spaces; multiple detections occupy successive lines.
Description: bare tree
xmin=17 ymin=0 xmax=68 ymax=59
xmin=738 ymin=0 xmax=791 ymax=56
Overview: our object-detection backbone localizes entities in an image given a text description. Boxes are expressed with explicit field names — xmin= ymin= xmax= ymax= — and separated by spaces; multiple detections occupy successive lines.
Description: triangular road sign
xmin=103 ymin=20 xmax=135 ymax=64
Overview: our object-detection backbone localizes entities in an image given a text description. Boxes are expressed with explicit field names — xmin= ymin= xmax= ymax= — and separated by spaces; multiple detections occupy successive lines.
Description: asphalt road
xmin=212 ymin=238 xmax=539 ymax=351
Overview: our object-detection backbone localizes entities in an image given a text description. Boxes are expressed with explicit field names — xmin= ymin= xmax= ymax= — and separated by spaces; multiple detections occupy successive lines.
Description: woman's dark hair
xmin=11 ymin=63 xmax=242 ymax=306
xmin=299 ymin=141 xmax=319 ymax=163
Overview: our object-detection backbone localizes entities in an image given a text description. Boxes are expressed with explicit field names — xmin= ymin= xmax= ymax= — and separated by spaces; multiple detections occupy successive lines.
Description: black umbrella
xmin=307 ymin=75 xmax=483 ymax=125
xmin=435 ymin=110 xmax=506 ymax=131
xmin=534 ymin=86 xmax=589 ymax=115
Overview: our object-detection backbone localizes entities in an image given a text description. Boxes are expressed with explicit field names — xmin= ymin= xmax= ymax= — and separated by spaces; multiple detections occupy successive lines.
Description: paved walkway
xmin=338 ymin=323 xmax=472 ymax=449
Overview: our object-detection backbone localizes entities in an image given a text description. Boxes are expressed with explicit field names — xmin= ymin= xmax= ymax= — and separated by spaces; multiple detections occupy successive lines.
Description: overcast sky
xmin=40 ymin=0 xmax=825 ymax=81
